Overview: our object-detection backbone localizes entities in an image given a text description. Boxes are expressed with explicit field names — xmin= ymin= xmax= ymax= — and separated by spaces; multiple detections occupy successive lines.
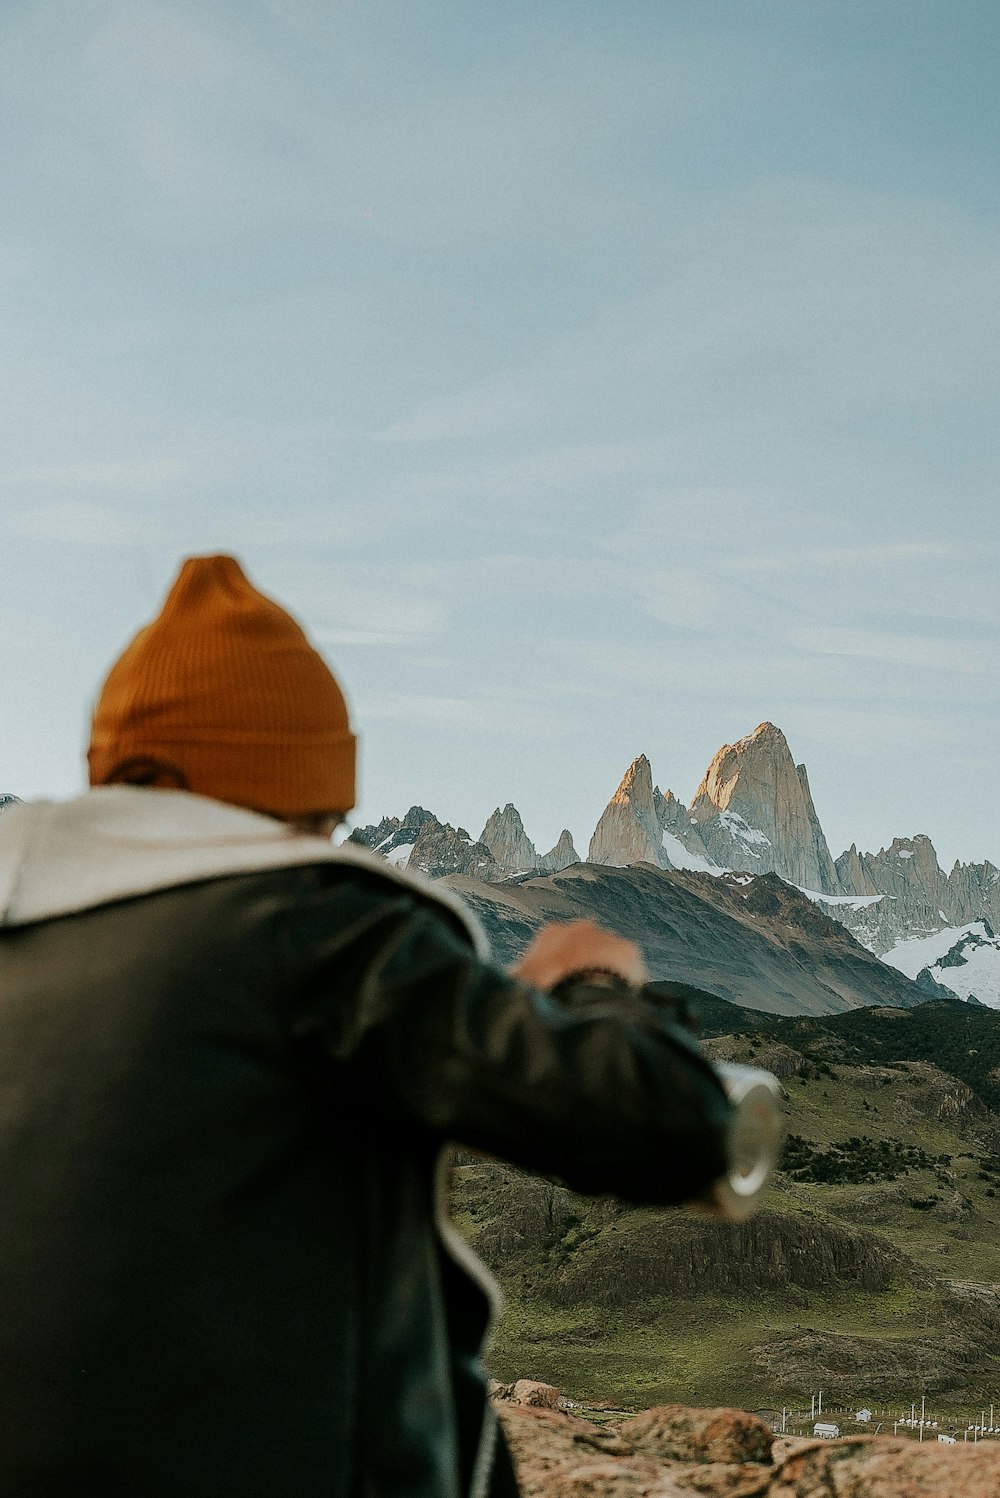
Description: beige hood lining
xmin=0 ymin=787 xmax=490 ymax=958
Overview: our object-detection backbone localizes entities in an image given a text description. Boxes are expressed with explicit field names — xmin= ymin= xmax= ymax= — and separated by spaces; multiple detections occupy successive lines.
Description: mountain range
xmin=350 ymin=722 xmax=1000 ymax=1009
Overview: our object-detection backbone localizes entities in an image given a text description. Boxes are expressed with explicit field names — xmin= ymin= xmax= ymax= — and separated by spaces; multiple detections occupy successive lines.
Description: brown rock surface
xmin=493 ymin=1396 xmax=1000 ymax=1498
xmin=618 ymin=1406 xmax=773 ymax=1466
xmin=493 ymin=1378 xmax=564 ymax=1409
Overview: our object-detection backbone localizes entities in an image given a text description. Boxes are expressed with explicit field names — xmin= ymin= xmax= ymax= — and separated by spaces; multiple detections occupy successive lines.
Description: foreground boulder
xmin=492 ymin=1392 xmax=1000 ymax=1497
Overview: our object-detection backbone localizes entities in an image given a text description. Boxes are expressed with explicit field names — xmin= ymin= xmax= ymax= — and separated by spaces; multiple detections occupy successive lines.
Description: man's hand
xmin=509 ymin=919 xmax=647 ymax=992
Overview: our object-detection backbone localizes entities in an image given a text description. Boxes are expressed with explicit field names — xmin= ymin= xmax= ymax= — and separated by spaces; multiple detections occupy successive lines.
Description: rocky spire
xmin=588 ymin=755 xmax=667 ymax=868
xmin=948 ymin=859 xmax=1000 ymax=929
xmin=834 ymin=844 xmax=881 ymax=897
xmin=689 ymin=722 xmax=841 ymax=894
xmin=538 ymin=830 xmax=581 ymax=873
xmin=479 ymin=804 xmax=539 ymax=876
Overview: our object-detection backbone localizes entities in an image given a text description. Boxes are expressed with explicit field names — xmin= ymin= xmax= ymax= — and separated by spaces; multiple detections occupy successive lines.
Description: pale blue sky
xmin=2 ymin=1 xmax=998 ymax=869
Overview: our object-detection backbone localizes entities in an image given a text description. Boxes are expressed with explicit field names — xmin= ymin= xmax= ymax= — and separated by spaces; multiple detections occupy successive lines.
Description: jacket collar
xmin=0 ymin=788 xmax=489 ymax=956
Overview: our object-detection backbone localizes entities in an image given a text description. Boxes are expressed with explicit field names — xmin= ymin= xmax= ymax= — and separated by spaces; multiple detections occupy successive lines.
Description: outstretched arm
xmin=294 ymin=884 xmax=731 ymax=1207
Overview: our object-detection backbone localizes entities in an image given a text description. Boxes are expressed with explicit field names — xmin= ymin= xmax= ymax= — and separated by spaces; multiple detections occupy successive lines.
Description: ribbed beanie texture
xmin=88 ymin=555 xmax=356 ymax=815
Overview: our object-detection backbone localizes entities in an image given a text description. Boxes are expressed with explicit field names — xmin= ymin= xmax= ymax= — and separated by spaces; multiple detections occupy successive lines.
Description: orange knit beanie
xmin=88 ymin=555 xmax=356 ymax=816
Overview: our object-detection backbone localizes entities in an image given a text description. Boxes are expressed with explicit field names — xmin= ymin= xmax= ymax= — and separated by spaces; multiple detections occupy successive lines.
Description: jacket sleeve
xmin=288 ymin=878 xmax=732 ymax=1208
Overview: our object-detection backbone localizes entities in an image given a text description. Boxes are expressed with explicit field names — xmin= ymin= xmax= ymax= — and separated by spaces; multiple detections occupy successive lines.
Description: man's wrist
xmin=549 ymin=966 xmax=636 ymax=997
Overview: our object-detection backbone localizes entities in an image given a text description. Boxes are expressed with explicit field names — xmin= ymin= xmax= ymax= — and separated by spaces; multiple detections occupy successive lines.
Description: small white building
xmin=814 ymin=1423 xmax=840 ymax=1440
xmin=938 ymin=1434 xmax=957 ymax=1446
xmin=855 ymin=1409 xmax=873 ymax=1423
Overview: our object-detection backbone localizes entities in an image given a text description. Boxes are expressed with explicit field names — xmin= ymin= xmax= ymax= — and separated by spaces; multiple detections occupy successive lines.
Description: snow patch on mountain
xmin=802 ymin=889 xmax=885 ymax=910
xmin=660 ymin=830 xmax=723 ymax=875
xmin=718 ymin=809 xmax=771 ymax=850
xmin=882 ymin=922 xmax=1000 ymax=1009
xmin=883 ymin=923 xmax=990 ymax=979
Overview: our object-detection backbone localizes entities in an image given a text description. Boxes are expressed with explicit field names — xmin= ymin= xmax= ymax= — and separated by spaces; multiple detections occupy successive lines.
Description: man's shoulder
xmin=0 ymin=790 xmax=488 ymax=960
xmin=322 ymin=844 xmax=490 ymax=957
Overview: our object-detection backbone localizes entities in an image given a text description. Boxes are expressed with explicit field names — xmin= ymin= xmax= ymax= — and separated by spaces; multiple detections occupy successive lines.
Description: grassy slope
xmin=453 ymin=1001 xmax=1000 ymax=1414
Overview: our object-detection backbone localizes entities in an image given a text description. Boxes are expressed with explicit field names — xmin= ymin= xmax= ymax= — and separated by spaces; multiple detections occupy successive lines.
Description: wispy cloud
xmin=309 ymin=588 xmax=446 ymax=647
xmin=10 ymin=501 xmax=142 ymax=546
xmin=5 ymin=461 xmax=183 ymax=492
xmin=357 ymin=691 xmax=565 ymax=739
xmin=797 ymin=626 xmax=987 ymax=675
xmin=718 ymin=541 xmax=959 ymax=574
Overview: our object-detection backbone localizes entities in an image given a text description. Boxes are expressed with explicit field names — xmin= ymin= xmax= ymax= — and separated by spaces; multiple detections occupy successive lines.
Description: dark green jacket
xmin=0 ymin=790 xmax=731 ymax=1496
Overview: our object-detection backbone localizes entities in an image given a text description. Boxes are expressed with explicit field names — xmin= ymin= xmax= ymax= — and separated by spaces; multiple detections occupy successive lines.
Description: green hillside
xmin=452 ymin=999 xmax=1000 ymax=1415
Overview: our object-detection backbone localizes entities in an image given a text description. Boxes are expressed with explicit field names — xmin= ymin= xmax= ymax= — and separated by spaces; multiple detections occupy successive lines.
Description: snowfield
xmin=660 ymin=830 xmax=722 ymax=875
xmin=803 ymin=889 xmax=885 ymax=910
xmin=882 ymin=922 xmax=1000 ymax=1009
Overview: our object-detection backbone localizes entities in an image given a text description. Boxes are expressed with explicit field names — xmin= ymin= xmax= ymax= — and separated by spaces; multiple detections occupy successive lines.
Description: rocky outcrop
xmin=490 ymin=1378 xmax=563 ymax=1410
xmin=493 ymin=1396 xmax=1000 ymax=1498
xmin=690 ymin=723 xmax=840 ymax=894
xmin=480 ymin=804 xmax=539 ymax=876
xmin=0 ymin=795 xmax=20 ymax=812
xmin=538 ymin=830 xmax=580 ymax=873
xmin=531 ymin=1208 xmax=903 ymax=1306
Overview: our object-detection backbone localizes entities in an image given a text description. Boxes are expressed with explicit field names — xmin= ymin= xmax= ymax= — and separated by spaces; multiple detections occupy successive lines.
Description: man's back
xmin=0 ymin=865 xmax=482 ymax=1497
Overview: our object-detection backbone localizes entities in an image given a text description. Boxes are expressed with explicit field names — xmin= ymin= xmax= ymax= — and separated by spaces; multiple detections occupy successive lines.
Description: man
xmin=0 ymin=555 xmax=731 ymax=1497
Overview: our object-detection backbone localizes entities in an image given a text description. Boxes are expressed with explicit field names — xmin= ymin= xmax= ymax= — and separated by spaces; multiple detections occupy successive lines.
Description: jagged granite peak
xmin=538 ymin=830 xmax=580 ymax=874
xmin=656 ymin=787 xmax=717 ymax=871
xmin=409 ymin=819 xmax=498 ymax=881
xmin=947 ymin=859 xmax=1000 ymax=929
xmin=588 ymin=755 xmax=668 ymax=868
xmin=823 ymin=833 xmax=951 ymax=956
xmin=347 ymin=805 xmax=438 ymax=869
xmin=479 ymin=804 xmax=538 ymax=876
xmin=828 ymin=833 xmax=987 ymax=956
xmin=348 ymin=806 xmax=497 ymax=879
xmin=690 ymin=722 xmax=841 ymax=894
xmin=864 ymin=834 xmax=948 ymax=905
xmin=834 ymin=843 xmax=881 ymax=897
